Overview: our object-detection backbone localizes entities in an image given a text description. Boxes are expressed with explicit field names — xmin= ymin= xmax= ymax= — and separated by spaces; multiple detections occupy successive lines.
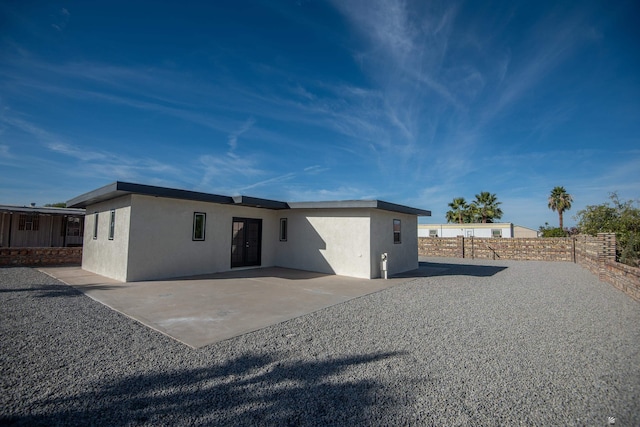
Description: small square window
xmin=18 ymin=214 xmax=39 ymax=231
xmin=93 ymin=212 xmax=99 ymax=239
xmin=108 ymin=210 xmax=116 ymax=240
xmin=393 ymin=219 xmax=401 ymax=244
xmin=66 ymin=217 xmax=82 ymax=237
xmin=492 ymin=229 xmax=502 ymax=238
xmin=279 ymin=218 xmax=288 ymax=242
xmin=429 ymin=229 xmax=438 ymax=237
xmin=193 ymin=212 xmax=206 ymax=241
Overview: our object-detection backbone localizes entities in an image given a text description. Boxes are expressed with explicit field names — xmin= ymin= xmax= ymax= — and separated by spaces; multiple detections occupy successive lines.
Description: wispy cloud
xmin=0 ymin=144 xmax=12 ymax=158
xmin=51 ymin=8 xmax=70 ymax=32
xmin=227 ymin=117 xmax=256 ymax=151
xmin=47 ymin=142 xmax=107 ymax=162
xmin=237 ymin=173 xmax=296 ymax=193
xmin=0 ymin=112 xmax=181 ymax=183
xmin=303 ymin=165 xmax=329 ymax=174
xmin=285 ymin=185 xmax=375 ymax=202
xmin=197 ymin=152 xmax=265 ymax=192
xmin=1 ymin=114 xmax=103 ymax=161
xmin=478 ymin=6 xmax=598 ymax=125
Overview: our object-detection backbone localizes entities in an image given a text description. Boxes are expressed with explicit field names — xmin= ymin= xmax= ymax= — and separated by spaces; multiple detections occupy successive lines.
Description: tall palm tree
xmin=548 ymin=186 xmax=573 ymax=229
xmin=472 ymin=191 xmax=503 ymax=223
xmin=446 ymin=197 xmax=469 ymax=224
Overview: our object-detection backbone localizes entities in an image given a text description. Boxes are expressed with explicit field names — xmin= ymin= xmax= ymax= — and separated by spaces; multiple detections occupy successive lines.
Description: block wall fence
xmin=419 ymin=233 xmax=639 ymax=302
xmin=0 ymin=247 xmax=82 ymax=267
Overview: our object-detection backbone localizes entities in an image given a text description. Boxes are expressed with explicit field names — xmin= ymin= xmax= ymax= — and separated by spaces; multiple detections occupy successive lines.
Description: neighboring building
xmin=513 ymin=225 xmax=540 ymax=238
xmin=67 ymin=182 xmax=431 ymax=282
xmin=0 ymin=205 xmax=85 ymax=247
xmin=418 ymin=223 xmax=541 ymax=238
xmin=418 ymin=223 xmax=514 ymax=238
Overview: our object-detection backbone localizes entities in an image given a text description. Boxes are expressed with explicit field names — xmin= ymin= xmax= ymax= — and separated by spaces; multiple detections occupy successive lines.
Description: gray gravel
xmin=1 ymin=259 xmax=638 ymax=426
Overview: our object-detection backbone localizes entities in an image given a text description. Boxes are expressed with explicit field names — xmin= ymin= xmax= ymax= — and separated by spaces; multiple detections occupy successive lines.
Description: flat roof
xmin=67 ymin=181 xmax=431 ymax=216
xmin=289 ymin=200 xmax=431 ymax=216
xmin=67 ymin=182 xmax=235 ymax=208
xmin=0 ymin=205 xmax=85 ymax=216
xmin=232 ymin=195 xmax=289 ymax=210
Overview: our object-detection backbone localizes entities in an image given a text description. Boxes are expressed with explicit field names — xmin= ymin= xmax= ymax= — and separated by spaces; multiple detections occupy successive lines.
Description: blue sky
xmin=1 ymin=0 xmax=638 ymax=229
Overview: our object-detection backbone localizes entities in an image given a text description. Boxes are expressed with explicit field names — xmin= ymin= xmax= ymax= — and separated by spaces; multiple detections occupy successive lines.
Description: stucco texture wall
xmin=275 ymin=209 xmax=371 ymax=278
xmin=82 ymin=196 xmax=131 ymax=281
xmin=81 ymin=195 xmax=422 ymax=282
xmin=125 ymin=195 xmax=279 ymax=282
xmin=371 ymin=211 xmax=418 ymax=277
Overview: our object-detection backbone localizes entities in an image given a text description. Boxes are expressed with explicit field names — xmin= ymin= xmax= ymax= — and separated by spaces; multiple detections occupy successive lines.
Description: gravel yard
xmin=1 ymin=259 xmax=639 ymax=426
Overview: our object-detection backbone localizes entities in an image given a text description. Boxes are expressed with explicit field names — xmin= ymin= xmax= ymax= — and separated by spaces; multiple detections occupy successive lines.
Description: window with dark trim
xmin=279 ymin=218 xmax=288 ymax=241
xmin=18 ymin=214 xmax=39 ymax=231
xmin=66 ymin=217 xmax=82 ymax=237
xmin=393 ymin=219 xmax=401 ymax=244
xmin=93 ymin=212 xmax=99 ymax=239
xmin=491 ymin=229 xmax=502 ymax=238
xmin=108 ymin=210 xmax=116 ymax=240
xmin=193 ymin=212 xmax=206 ymax=241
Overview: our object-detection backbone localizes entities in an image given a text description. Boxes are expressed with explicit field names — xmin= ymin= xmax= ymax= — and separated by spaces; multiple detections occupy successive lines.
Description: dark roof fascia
xmin=376 ymin=200 xmax=431 ymax=216
xmin=232 ymin=196 xmax=289 ymax=210
xmin=288 ymin=200 xmax=378 ymax=210
xmin=288 ymin=200 xmax=431 ymax=216
xmin=0 ymin=205 xmax=85 ymax=216
xmin=67 ymin=181 xmax=430 ymax=216
xmin=67 ymin=181 xmax=234 ymax=208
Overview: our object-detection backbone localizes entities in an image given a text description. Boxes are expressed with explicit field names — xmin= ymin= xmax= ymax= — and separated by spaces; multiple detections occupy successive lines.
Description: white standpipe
xmin=380 ymin=253 xmax=388 ymax=279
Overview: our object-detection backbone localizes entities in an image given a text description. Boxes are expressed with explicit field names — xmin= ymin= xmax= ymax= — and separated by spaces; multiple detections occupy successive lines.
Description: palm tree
xmin=472 ymin=191 xmax=503 ymax=223
xmin=446 ymin=197 xmax=469 ymax=224
xmin=548 ymin=186 xmax=573 ymax=230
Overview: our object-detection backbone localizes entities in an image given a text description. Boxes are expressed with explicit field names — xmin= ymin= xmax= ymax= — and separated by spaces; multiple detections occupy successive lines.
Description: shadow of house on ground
xmin=393 ymin=261 xmax=507 ymax=278
xmin=5 ymin=351 xmax=408 ymax=426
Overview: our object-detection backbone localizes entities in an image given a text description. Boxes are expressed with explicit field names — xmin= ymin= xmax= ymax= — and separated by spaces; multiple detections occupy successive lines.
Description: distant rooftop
xmin=0 ymin=205 xmax=85 ymax=216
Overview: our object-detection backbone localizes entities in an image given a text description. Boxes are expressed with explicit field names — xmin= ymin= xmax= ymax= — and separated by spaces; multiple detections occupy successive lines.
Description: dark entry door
xmin=231 ymin=218 xmax=262 ymax=268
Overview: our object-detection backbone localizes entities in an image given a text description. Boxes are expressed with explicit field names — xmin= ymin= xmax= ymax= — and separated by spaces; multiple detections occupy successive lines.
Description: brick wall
xmin=0 ymin=247 xmax=82 ymax=267
xmin=574 ymin=234 xmax=601 ymax=276
xmin=419 ymin=236 xmax=574 ymax=261
xmin=418 ymin=236 xmax=462 ymax=258
xmin=601 ymin=261 xmax=640 ymax=301
xmin=419 ymin=234 xmax=639 ymax=302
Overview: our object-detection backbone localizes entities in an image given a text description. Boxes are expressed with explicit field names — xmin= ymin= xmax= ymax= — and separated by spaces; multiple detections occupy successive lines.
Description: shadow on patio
xmin=392 ymin=261 xmax=507 ymax=278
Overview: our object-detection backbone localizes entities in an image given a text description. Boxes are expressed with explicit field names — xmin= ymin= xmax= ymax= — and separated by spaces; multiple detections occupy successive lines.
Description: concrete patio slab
xmin=40 ymin=266 xmax=409 ymax=348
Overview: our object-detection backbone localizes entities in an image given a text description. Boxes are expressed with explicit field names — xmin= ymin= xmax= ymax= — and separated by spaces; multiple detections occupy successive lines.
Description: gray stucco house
xmin=68 ymin=182 xmax=431 ymax=282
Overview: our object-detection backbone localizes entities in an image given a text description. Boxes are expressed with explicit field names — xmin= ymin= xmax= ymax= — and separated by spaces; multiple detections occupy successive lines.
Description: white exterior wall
xmin=275 ymin=209 xmax=371 ymax=278
xmin=370 ymin=211 xmax=418 ymax=278
xmin=125 ymin=195 xmax=279 ymax=282
xmin=82 ymin=196 xmax=132 ymax=281
xmin=81 ymin=193 xmax=423 ymax=282
xmin=418 ymin=223 xmax=513 ymax=238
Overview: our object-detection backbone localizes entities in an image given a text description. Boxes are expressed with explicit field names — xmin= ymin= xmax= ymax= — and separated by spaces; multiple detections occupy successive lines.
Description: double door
xmin=231 ymin=218 xmax=262 ymax=268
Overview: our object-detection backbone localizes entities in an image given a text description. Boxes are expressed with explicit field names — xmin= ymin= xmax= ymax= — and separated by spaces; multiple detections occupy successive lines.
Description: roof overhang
xmin=67 ymin=181 xmax=431 ymax=216
xmin=0 ymin=205 xmax=85 ymax=216
xmin=67 ymin=182 xmax=234 ymax=208
xmin=288 ymin=200 xmax=431 ymax=216
xmin=232 ymin=196 xmax=289 ymax=210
